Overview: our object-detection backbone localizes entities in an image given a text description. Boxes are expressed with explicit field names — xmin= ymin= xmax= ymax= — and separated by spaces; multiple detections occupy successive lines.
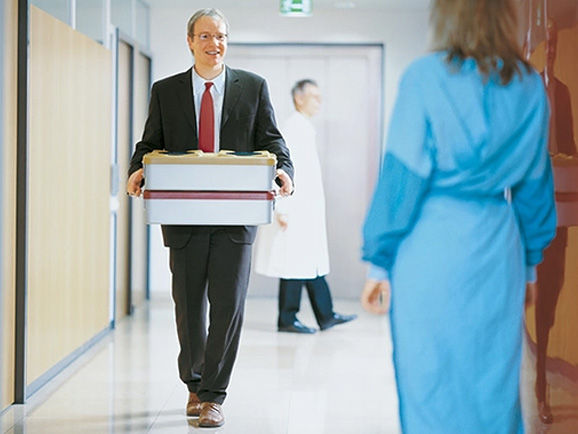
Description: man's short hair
xmin=291 ymin=79 xmax=318 ymax=103
xmin=187 ymin=8 xmax=229 ymax=37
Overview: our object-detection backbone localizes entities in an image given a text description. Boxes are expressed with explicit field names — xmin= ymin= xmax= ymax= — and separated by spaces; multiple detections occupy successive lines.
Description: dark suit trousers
xmin=278 ymin=276 xmax=334 ymax=327
xmin=169 ymin=228 xmax=251 ymax=404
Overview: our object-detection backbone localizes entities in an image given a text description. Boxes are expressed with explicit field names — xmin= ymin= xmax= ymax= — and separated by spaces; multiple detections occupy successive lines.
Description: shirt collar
xmin=192 ymin=65 xmax=226 ymax=95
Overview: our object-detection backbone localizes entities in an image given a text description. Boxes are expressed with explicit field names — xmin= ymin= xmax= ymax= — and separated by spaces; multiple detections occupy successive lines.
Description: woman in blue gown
xmin=361 ymin=1 xmax=557 ymax=433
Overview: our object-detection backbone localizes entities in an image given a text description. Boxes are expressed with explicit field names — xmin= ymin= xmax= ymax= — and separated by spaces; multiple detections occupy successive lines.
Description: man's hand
xmin=276 ymin=169 xmax=293 ymax=197
xmin=127 ymin=168 xmax=144 ymax=197
xmin=275 ymin=213 xmax=288 ymax=231
xmin=361 ymin=279 xmax=391 ymax=315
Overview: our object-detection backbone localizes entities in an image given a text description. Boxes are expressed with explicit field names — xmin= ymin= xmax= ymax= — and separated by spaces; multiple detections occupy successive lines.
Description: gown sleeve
xmin=511 ymin=90 xmax=557 ymax=281
xmin=362 ymin=67 xmax=435 ymax=274
xmin=368 ymin=263 xmax=389 ymax=281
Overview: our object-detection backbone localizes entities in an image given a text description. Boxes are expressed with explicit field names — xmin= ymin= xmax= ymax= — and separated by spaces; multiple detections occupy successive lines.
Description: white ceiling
xmin=145 ymin=0 xmax=430 ymax=12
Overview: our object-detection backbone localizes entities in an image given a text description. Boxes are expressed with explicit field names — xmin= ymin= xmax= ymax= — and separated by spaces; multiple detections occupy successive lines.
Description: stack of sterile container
xmin=142 ymin=150 xmax=277 ymax=225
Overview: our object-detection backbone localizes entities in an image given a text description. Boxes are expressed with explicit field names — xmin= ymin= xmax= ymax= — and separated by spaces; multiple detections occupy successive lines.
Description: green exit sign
xmin=280 ymin=0 xmax=313 ymax=16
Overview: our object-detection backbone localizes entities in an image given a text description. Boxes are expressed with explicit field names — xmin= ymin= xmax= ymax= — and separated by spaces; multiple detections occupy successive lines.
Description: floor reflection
xmin=534 ymin=228 xmax=569 ymax=424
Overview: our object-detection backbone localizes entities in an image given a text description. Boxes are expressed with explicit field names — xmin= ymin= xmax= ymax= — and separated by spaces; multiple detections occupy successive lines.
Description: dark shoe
xmin=278 ymin=320 xmax=316 ymax=334
xmin=186 ymin=392 xmax=202 ymax=417
xmin=198 ymin=402 xmax=225 ymax=427
xmin=538 ymin=401 xmax=553 ymax=424
xmin=319 ymin=313 xmax=357 ymax=331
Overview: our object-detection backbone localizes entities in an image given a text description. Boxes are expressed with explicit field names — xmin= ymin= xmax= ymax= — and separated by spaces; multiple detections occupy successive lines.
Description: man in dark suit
xmin=126 ymin=8 xmax=293 ymax=428
xmin=533 ymin=19 xmax=577 ymax=425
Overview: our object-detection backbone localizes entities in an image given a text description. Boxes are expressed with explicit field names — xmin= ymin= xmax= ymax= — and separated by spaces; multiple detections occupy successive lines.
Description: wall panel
xmin=116 ymin=40 xmax=131 ymax=320
xmin=1 ymin=0 xmax=18 ymax=410
xmin=130 ymin=52 xmax=151 ymax=307
xmin=27 ymin=6 xmax=111 ymax=385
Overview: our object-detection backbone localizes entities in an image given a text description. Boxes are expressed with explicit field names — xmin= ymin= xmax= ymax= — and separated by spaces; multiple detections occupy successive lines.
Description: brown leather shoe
xmin=186 ymin=392 xmax=202 ymax=417
xmin=198 ymin=402 xmax=225 ymax=427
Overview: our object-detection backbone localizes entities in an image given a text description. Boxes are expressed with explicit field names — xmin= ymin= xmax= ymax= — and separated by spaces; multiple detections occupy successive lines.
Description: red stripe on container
xmin=143 ymin=190 xmax=275 ymax=200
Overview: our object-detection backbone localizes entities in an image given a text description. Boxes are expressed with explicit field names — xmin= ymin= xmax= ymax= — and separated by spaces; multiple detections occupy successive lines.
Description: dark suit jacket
xmin=128 ymin=66 xmax=294 ymax=248
xmin=541 ymin=72 xmax=577 ymax=156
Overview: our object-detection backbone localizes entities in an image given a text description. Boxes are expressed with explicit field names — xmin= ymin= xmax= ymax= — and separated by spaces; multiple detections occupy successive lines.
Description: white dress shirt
xmin=192 ymin=66 xmax=226 ymax=152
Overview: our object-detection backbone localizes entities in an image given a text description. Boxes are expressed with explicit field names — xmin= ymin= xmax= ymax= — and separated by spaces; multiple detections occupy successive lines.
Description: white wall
xmin=146 ymin=4 xmax=430 ymax=294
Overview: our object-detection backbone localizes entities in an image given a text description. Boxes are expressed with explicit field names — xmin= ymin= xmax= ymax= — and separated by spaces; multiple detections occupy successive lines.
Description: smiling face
xmin=187 ymin=16 xmax=228 ymax=77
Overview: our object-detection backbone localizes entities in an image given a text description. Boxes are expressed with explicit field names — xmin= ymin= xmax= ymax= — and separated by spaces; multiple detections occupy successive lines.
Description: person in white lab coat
xmin=254 ymin=79 xmax=356 ymax=333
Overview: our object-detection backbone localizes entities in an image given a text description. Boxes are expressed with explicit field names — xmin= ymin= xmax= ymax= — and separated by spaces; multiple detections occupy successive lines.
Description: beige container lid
xmin=143 ymin=149 xmax=277 ymax=166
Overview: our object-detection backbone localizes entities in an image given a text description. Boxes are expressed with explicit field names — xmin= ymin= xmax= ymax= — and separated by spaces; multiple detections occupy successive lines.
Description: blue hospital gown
xmin=362 ymin=53 xmax=556 ymax=433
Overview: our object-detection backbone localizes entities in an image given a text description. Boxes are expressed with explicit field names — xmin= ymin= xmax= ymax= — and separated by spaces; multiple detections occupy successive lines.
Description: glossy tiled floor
xmin=2 ymin=294 xmax=575 ymax=433
xmin=0 ymin=295 xmax=399 ymax=434
xmin=521 ymin=342 xmax=578 ymax=434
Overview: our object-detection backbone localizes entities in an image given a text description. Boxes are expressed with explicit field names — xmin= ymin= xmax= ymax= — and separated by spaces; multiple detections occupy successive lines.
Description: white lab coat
xmin=254 ymin=111 xmax=330 ymax=279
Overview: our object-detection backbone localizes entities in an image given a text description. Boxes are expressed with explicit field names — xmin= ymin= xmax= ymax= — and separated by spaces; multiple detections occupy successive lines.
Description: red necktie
xmin=198 ymin=82 xmax=214 ymax=152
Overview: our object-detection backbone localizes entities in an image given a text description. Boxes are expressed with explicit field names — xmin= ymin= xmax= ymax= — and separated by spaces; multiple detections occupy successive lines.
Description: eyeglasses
xmin=194 ymin=33 xmax=228 ymax=42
